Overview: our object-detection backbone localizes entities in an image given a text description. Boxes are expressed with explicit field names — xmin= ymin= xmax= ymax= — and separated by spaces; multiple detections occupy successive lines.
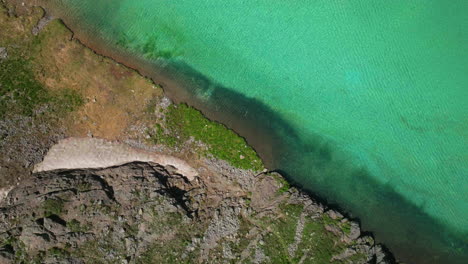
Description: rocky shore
xmin=0 ymin=153 xmax=393 ymax=263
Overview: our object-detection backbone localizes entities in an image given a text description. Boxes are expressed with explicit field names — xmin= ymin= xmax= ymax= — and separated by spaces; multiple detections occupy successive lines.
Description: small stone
xmin=327 ymin=210 xmax=343 ymax=220
xmin=0 ymin=47 xmax=7 ymax=60
xmin=160 ymin=96 xmax=172 ymax=108
xmin=239 ymin=155 xmax=245 ymax=160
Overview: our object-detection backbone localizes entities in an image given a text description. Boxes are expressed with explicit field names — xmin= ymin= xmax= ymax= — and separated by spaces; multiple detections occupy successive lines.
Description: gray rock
xmin=44 ymin=217 xmax=68 ymax=236
xmin=331 ymin=248 xmax=357 ymax=262
xmin=32 ymin=15 xmax=54 ymax=36
xmin=348 ymin=221 xmax=361 ymax=240
xmin=0 ymin=249 xmax=14 ymax=264
xmin=19 ymin=225 xmax=56 ymax=251
xmin=43 ymin=257 xmax=85 ymax=264
xmin=327 ymin=209 xmax=344 ymax=220
xmin=0 ymin=47 xmax=7 ymax=60
xmin=159 ymin=96 xmax=172 ymax=109
xmin=374 ymin=245 xmax=393 ymax=264
xmin=253 ymin=247 xmax=269 ymax=264
xmin=0 ymin=161 xmax=396 ymax=263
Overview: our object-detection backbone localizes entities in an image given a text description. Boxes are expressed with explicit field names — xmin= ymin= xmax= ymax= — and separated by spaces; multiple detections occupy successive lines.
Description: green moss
xmin=54 ymin=89 xmax=84 ymax=113
xmin=341 ymin=222 xmax=351 ymax=235
xmin=229 ymin=216 xmax=253 ymax=254
xmin=42 ymin=198 xmax=64 ymax=217
xmin=67 ymin=219 xmax=81 ymax=232
xmin=321 ymin=213 xmax=351 ymax=235
xmin=255 ymin=203 xmax=356 ymax=263
xmin=270 ymin=173 xmax=291 ymax=194
xmin=258 ymin=204 xmax=303 ymax=263
xmin=67 ymin=219 xmax=90 ymax=233
xmin=150 ymin=103 xmax=263 ymax=171
xmin=137 ymin=217 xmax=199 ymax=264
xmin=0 ymin=58 xmax=50 ymax=118
xmin=71 ymin=239 xmax=124 ymax=264
xmin=76 ymin=182 xmax=92 ymax=192
xmin=48 ymin=247 xmax=69 ymax=258
xmin=298 ymin=218 xmax=338 ymax=263
xmin=346 ymin=252 xmax=367 ymax=263
xmin=0 ymin=58 xmax=83 ymax=119
xmin=322 ymin=214 xmax=336 ymax=226
xmin=0 ymin=236 xmax=40 ymax=263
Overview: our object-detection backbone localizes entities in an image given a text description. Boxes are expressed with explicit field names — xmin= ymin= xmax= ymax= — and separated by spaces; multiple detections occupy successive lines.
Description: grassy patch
xmin=67 ymin=219 xmax=90 ymax=233
xmin=297 ymin=217 xmax=338 ymax=263
xmin=150 ymin=103 xmax=263 ymax=171
xmin=269 ymin=173 xmax=291 ymax=194
xmin=47 ymin=247 xmax=70 ymax=258
xmin=42 ymin=198 xmax=64 ymax=217
xmin=259 ymin=204 xmax=303 ymax=263
xmin=71 ymin=238 xmax=126 ymax=264
xmin=137 ymin=239 xmax=193 ymax=264
xmin=0 ymin=58 xmax=83 ymax=119
xmin=0 ymin=58 xmax=50 ymax=118
xmin=0 ymin=236 xmax=33 ymax=263
xmin=256 ymin=203 xmax=357 ymax=263
xmin=341 ymin=221 xmax=351 ymax=235
xmin=137 ymin=215 xmax=199 ymax=264
xmin=229 ymin=216 xmax=253 ymax=256
xmin=322 ymin=213 xmax=351 ymax=235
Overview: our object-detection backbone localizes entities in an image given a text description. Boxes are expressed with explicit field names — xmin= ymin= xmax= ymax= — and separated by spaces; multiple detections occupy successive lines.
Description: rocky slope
xmin=0 ymin=158 xmax=393 ymax=263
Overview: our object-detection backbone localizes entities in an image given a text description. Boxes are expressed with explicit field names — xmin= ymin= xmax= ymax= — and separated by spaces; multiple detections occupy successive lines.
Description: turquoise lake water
xmin=46 ymin=1 xmax=468 ymax=263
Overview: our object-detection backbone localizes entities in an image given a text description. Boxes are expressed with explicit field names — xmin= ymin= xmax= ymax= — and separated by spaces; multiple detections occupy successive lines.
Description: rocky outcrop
xmin=32 ymin=11 xmax=53 ymax=36
xmin=0 ymin=161 xmax=394 ymax=263
xmin=0 ymin=162 xmax=201 ymax=263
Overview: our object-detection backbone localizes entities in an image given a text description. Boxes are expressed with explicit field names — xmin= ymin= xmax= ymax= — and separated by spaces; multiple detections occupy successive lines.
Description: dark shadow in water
xmin=158 ymin=60 xmax=468 ymax=264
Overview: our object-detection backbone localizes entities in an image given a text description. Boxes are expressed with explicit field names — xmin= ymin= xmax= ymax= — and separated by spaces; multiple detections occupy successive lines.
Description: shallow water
xmin=45 ymin=1 xmax=468 ymax=263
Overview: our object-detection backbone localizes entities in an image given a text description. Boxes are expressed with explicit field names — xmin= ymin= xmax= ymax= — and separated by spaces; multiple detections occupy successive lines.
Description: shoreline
xmin=31 ymin=10 xmax=400 ymax=261
xmin=34 ymin=4 xmax=463 ymax=263
xmin=6 ymin=1 xmax=467 ymax=263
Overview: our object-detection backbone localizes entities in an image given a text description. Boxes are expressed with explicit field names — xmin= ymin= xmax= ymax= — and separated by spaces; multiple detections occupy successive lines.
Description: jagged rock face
xmin=0 ymin=162 xmax=199 ymax=263
xmin=0 ymin=162 xmax=393 ymax=264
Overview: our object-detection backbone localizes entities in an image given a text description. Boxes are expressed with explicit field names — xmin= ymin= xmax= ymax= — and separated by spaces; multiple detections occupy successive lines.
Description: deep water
xmin=43 ymin=1 xmax=468 ymax=263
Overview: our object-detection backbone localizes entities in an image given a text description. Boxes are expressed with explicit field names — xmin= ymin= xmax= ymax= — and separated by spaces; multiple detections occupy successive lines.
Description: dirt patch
xmin=32 ymin=19 xmax=163 ymax=140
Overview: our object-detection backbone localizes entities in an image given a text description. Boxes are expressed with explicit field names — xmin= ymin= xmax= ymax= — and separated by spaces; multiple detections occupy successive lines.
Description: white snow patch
xmin=34 ymin=137 xmax=198 ymax=181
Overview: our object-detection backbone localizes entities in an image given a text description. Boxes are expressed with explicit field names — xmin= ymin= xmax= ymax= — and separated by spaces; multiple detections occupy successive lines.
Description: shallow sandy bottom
xmin=34 ymin=137 xmax=198 ymax=181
